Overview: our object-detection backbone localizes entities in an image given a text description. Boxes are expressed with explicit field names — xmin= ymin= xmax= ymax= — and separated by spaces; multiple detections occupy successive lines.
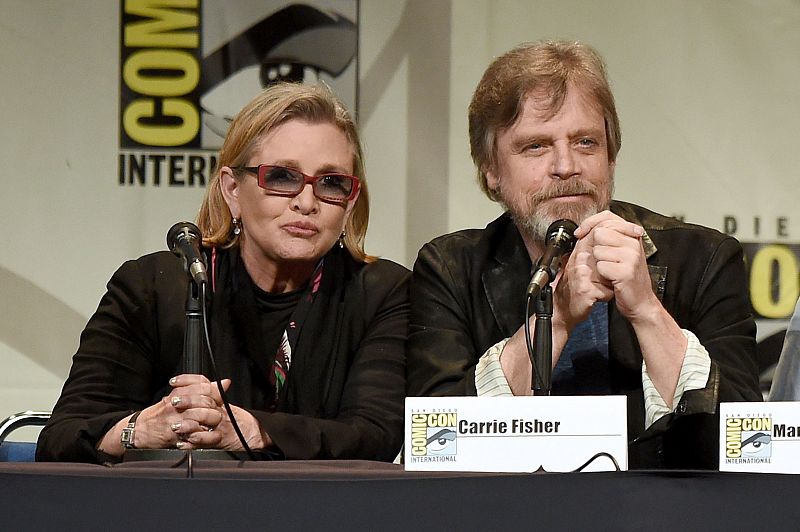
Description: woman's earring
xmin=232 ymin=217 xmax=242 ymax=236
xmin=338 ymin=231 xmax=346 ymax=249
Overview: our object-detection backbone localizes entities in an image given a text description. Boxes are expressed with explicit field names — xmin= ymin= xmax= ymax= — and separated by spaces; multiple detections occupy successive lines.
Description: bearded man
xmin=406 ymin=40 xmax=761 ymax=469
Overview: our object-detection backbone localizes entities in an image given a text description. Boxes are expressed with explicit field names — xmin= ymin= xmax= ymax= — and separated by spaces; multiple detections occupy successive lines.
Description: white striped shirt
xmin=475 ymin=330 xmax=711 ymax=429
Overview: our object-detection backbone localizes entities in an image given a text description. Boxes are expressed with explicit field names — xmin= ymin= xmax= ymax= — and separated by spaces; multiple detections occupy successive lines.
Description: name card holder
xmin=720 ymin=401 xmax=800 ymax=474
xmin=404 ymin=396 xmax=628 ymax=473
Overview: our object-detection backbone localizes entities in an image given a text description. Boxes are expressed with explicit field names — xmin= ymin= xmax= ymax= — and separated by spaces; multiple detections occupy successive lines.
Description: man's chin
xmin=538 ymin=201 xmax=601 ymax=226
xmin=517 ymin=203 xmax=606 ymax=241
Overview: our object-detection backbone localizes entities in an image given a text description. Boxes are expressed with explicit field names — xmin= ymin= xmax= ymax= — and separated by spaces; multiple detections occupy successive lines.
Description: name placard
xmin=404 ymin=396 xmax=628 ymax=472
xmin=720 ymin=401 xmax=800 ymax=473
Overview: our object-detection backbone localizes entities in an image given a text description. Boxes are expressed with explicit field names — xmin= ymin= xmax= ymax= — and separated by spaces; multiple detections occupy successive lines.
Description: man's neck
xmin=519 ymin=229 xmax=546 ymax=264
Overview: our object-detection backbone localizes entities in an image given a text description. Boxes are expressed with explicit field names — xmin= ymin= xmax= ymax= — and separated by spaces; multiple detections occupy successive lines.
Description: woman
xmin=37 ymin=83 xmax=409 ymax=463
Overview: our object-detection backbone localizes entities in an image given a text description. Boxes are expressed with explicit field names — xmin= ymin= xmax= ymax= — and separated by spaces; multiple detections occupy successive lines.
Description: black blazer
xmin=407 ymin=200 xmax=761 ymax=469
xmin=38 ymin=248 xmax=410 ymax=463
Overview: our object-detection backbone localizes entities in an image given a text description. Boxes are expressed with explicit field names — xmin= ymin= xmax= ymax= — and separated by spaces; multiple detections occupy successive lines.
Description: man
xmin=407 ymin=40 xmax=761 ymax=469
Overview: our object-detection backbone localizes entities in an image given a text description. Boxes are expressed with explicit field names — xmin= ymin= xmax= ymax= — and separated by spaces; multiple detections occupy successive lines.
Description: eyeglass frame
xmin=235 ymin=164 xmax=361 ymax=202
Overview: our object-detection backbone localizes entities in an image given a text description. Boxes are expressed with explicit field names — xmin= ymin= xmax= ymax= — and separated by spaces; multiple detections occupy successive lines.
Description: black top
xmin=37 ymin=245 xmax=410 ymax=463
xmin=253 ymin=284 xmax=303 ymax=345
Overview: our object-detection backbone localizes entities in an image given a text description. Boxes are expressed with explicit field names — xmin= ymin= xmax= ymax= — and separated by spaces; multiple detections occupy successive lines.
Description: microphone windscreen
xmin=545 ymin=219 xmax=578 ymax=250
xmin=167 ymin=221 xmax=202 ymax=252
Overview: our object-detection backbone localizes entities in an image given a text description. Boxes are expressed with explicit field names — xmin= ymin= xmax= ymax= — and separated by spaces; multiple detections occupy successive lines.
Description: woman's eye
xmin=267 ymin=169 xmax=297 ymax=183
xmin=321 ymin=175 xmax=345 ymax=187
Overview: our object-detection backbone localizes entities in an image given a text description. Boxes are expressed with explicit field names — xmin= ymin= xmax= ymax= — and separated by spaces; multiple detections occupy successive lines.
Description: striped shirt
xmin=475 ymin=329 xmax=711 ymax=429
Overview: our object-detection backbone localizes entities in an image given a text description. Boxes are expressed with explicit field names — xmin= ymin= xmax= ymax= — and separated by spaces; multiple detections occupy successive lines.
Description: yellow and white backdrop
xmin=1 ymin=0 xmax=798 ymax=430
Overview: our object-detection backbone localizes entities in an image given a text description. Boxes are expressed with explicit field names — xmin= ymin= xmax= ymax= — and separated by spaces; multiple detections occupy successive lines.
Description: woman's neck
xmin=239 ymin=245 xmax=316 ymax=294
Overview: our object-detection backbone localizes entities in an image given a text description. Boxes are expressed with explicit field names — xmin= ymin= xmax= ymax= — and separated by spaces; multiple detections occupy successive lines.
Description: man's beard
xmin=499 ymin=178 xmax=613 ymax=242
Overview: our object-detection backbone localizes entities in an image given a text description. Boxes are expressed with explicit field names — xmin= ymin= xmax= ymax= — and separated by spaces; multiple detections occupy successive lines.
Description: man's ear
xmin=219 ymin=167 xmax=241 ymax=218
xmin=485 ymin=165 xmax=500 ymax=194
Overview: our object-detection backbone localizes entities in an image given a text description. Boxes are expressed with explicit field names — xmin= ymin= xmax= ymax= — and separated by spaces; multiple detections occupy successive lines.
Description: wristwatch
xmin=120 ymin=411 xmax=142 ymax=450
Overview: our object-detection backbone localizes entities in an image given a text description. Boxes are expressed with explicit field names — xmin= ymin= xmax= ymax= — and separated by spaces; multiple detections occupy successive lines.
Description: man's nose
xmin=551 ymin=145 xmax=578 ymax=179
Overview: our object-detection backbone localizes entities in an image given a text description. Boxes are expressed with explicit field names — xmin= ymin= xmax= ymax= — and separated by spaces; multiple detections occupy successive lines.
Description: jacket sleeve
xmin=252 ymin=263 xmax=410 ymax=461
xmin=677 ymin=235 xmax=761 ymax=413
xmin=407 ymin=241 xmax=482 ymax=397
xmin=633 ymin=235 xmax=761 ymax=468
xmin=36 ymin=258 xmax=170 ymax=463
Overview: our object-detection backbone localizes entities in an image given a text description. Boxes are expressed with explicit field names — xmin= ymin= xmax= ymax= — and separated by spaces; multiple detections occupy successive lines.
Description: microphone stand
xmin=529 ymin=285 xmax=553 ymax=396
xmin=125 ymin=279 xmax=250 ymax=464
xmin=182 ymin=278 xmax=206 ymax=376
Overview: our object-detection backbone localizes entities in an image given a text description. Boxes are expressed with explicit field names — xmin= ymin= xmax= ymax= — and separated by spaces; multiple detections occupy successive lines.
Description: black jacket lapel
xmin=481 ymin=215 xmax=532 ymax=339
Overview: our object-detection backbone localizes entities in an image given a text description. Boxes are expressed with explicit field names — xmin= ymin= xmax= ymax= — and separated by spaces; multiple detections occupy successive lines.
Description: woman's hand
xmin=166 ymin=375 xmax=271 ymax=451
xmin=97 ymin=374 xmax=270 ymax=455
xmin=155 ymin=374 xmax=229 ymax=449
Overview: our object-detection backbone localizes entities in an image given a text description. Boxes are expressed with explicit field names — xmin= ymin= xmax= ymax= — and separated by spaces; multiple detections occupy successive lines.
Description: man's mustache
xmin=529 ymin=180 xmax=599 ymax=203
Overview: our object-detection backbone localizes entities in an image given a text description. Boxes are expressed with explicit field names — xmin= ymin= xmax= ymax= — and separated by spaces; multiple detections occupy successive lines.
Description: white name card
xmin=404 ymin=396 xmax=628 ymax=473
xmin=720 ymin=401 xmax=800 ymax=474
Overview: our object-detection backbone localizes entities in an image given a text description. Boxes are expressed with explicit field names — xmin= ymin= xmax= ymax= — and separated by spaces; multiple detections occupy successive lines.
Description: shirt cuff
xmin=475 ymin=338 xmax=514 ymax=396
xmin=641 ymin=329 xmax=711 ymax=428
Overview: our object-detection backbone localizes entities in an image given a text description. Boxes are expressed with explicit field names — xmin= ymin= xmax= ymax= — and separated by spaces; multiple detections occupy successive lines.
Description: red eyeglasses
xmin=237 ymin=165 xmax=360 ymax=202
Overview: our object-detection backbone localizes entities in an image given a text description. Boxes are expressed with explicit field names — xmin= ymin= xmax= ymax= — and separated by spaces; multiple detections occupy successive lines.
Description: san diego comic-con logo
xmin=118 ymin=0 xmax=357 ymax=187
xmin=410 ymin=411 xmax=458 ymax=458
xmin=725 ymin=415 xmax=772 ymax=463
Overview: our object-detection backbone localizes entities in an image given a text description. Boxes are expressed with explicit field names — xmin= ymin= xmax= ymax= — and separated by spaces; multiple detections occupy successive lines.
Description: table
xmin=1 ymin=460 xmax=798 ymax=530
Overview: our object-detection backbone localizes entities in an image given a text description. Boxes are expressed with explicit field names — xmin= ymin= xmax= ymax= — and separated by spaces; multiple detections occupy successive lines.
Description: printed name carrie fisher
xmin=459 ymin=418 xmax=561 ymax=435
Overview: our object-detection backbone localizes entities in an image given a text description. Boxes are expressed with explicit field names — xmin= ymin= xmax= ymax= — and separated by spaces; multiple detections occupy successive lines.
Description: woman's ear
xmin=344 ymin=188 xmax=361 ymax=217
xmin=219 ymin=167 xmax=241 ymax=218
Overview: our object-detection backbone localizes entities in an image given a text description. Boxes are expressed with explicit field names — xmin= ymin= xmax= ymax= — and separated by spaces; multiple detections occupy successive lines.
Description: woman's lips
xmin=282 ymin=222 xmax=319 ymax=237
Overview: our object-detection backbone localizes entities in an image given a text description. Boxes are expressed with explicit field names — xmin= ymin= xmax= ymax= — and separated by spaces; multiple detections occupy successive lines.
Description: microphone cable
xmin=524 ymin=291 xmax=536 ymax=391
xmin=200 ymin=281 xmax=259 ymax=461
xmin=572 ymin=451 xmax=621 ymax=472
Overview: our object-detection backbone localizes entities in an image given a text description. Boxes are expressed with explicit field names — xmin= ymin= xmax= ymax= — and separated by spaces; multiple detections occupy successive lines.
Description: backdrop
xmin=1 ymin=0 xmax=798 ymax=432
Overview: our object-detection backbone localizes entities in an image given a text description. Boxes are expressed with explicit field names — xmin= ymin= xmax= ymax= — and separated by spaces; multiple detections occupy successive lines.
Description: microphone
xmin=526 ymin=219 xmax=579 ymax=297
xmin=167 ymin=222 xmax=208 ymax=284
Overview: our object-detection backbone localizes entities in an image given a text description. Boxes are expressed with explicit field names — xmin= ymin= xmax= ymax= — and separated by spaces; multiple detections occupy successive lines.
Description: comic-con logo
xmin=725 ymin=416 xmax=772 ymax=460
xmin=410 ymin=412 xmax=457 ymax=457
xmin=118 ymin=0 xmax=357 ymax=186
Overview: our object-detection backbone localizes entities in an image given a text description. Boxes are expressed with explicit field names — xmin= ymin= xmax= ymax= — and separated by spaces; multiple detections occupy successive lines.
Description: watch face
xmin=121 ymin=428 xmax=135 ymax=449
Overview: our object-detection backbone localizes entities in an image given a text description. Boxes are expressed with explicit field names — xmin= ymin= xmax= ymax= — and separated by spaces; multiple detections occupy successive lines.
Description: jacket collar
xmin=610 ymin=200 xmax=657 ymax=259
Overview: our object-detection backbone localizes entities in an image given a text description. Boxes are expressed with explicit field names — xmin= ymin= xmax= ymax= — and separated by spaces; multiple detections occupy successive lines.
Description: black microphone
xmin=167 ymin=222 xmax=208 ymax=284
xmin=526 ymin=219 xmax=579 ymax=297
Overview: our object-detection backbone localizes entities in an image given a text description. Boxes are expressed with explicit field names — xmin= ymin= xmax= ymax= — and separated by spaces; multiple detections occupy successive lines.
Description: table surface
xmin=1 ymin=459 xmax=798 ymax=530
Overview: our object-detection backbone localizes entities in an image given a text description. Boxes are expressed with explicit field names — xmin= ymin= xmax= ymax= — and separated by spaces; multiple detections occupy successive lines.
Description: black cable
xmin=201 ymin=282 xmax=258 ymax=461
xmin=524 ymin=293 xmax=535 ymax=392
xmin=571 ymin=451 xmax=621 ymax=472
xmin=167 ymin=450 xmax=190 ymax=471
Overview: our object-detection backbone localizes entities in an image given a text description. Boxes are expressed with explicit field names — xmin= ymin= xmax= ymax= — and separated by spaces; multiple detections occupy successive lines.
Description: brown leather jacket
xmin=407 ymin=200 xmax=761 ymax=469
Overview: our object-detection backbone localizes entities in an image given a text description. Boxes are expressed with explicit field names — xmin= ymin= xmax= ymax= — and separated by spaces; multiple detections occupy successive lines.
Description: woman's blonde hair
xmin=197 ymin=82 xmax=372 ymax=262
